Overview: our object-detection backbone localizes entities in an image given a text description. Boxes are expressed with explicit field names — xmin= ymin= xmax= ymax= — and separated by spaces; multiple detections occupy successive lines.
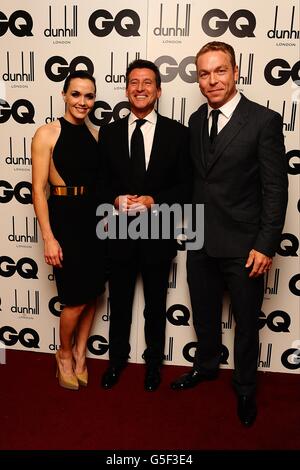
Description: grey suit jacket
xmin=189 ymin=94 xmax=288 ymax=257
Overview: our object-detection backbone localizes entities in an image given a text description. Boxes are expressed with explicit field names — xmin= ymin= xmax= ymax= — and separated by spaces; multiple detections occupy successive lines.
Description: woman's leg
xmin=72 ymin=299 xmax=97 ymax=374
xmin=57 ymin=303 xmax=86 ymax=375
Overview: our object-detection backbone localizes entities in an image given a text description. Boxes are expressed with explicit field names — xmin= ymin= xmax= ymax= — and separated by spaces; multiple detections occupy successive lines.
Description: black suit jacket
xmin=98 ymin=113 xmax=191 ymax=263
xmin=189 ymin=94 xmax=288 ymax=257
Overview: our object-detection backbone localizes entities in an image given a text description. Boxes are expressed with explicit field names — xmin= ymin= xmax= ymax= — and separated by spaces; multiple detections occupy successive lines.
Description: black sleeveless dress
xmin=48 ymin=117 xmax=105 ymax=305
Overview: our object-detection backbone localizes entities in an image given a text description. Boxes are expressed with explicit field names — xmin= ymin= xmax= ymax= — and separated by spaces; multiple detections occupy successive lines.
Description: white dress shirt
xmin=128 ymin=109 xmax=157 ymax=169
xmin=207 ymin=90 xmax=241 ymax=134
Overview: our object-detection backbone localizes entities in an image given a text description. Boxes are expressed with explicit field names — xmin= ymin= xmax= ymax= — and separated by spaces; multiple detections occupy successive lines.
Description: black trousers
xmin=108 ymin=256 xmax=172 ymax=368
xmin=187 ymin=249 xmax=264 ymax=396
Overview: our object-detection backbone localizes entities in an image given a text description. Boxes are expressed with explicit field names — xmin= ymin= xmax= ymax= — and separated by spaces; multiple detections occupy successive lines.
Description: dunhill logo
xmin=2 ymin=51 xmax=34 ymax=82
xmin=49 ymin=327 xmax=60 ymax=351
xmin=267 ymin=5 xmax=300 ymax=39
xmin=44 ymin=5 xmax=78 ymax=37
xmin=264 ymin=268 xmax=280 ymax=297
xmin=171 ymin=97 xmax=187 ymax=125
xmin=258 ymin=343 xmax=272 ymax=369
xmin=168 ymin=262 xmax=177 ymax=288
xmin=237 ymin=53 xmax=254 ymax=85
xmin=164 ymin=337 xmax=174 ymax=361
xmin=5 ymin=137 xmax=31 ymax=166
xmin=11 ymin=289 xmax=40 ymax=315
xmin=45 ymin=96 xmax=59 ymax=124
xmin=153 ymin=3 xmax=191 ymax=37
xmin=8 ymin=216 xmax=38 ymax=244
xmin=158 ymin=97 xmax=187 ymax=125
xmin=222 ymin=303 xmax=234 ymax=330
xmin=267 ymin=100 xmax=298 ymax=132
xmin=105 ymin=52 xmax=140 ymax=84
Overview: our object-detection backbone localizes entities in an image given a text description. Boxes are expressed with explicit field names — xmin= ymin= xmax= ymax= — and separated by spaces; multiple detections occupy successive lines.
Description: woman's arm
xmin=31 ymin=126 xmax=63 ymax=267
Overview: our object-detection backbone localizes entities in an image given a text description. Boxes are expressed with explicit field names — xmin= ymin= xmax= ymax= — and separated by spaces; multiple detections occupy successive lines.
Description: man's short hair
xmin=195 ymin=41 xmax=236 ymax=69
xmin=126 ymin=59 xmax=161 ymax=88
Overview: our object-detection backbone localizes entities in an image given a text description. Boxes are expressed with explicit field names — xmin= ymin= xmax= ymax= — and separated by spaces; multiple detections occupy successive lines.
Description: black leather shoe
xmin=170 ymin=370 xmax=217 ymax=390
xmin=101 ymin=366 xmax=123 ymax=389
xmin=144 ymin=367 xmax=161 ymax=391
xmin=237 ymin=395 xmax=257 ymax=427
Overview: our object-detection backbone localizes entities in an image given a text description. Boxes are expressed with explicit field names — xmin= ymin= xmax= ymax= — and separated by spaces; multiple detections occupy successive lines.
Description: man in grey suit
xmin=171 ymin=42 xmax=288 ymax=426
xmin=99 ymin=59 xmax=191 ymax=391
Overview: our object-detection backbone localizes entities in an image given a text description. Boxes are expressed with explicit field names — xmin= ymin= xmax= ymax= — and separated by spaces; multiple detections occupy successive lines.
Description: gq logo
xmin=264 ymin=59 xmax=300 ymax=86
xmin=0 ymin=10 xmax=33 ymax=37
xmin=89 ymin=100 xmax=130 ymax=126
xmin=0 ymin=326 xmax=39 ymax=348
xmin=0 ymin=256 xmax=38 ymax=279
xmin=281 ymin=340 xmax=300 ymax=370
xmin=183 ymin=342 xmax=229 ymax=365
xmin=45 ymin=56 xmax=94 ymax=82
xmin=286 ymin=150 xmax=300 ymax=176
xmin=259 ymin=310 xmax=290 ymax=332
xmin=154 ymin=56 xmax=196 ymax=83
xmin=0 ymin=181 xmax=32 ymax=204
xmin=277 ymin=233 xmax=299 ymax=257
xmin=89 ymin=9 xmax=140 ymax=37
xmin=87 ymin=335 xmax=109 ymax=355
xmin=167 ymin=304 xmax=190 ymax=326
xmin=202 ymin=9 xmax=256 ymax=37
xmin=289 ymin=274 xmax=300 ymax=296
xmin=0 ymin=99 xmax=35 ymax=124
xmin=48 ymin=296 xmax=65 ymax=317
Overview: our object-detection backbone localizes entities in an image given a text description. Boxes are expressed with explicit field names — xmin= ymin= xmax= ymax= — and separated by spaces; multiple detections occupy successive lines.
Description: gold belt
xmin=50 ymin=185 xmax=86 ymax=196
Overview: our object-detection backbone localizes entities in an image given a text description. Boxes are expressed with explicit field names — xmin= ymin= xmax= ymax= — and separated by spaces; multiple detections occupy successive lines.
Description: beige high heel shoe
xmin=72 ymin=348 xmax=88 ymax=386
xmin=55 ymin=351 xmax=79 ymax=391
xmin=75 ymin=368 xmax=88 ymax=387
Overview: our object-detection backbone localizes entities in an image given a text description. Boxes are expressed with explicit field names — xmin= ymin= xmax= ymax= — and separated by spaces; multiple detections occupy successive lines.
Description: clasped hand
xmin=115 ymin=194 xmax=154 ymax=214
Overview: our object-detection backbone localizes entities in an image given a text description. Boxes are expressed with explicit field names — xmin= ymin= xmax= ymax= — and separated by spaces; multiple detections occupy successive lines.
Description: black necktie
xmin=130 ymin=119 xmax=146 ymax=193
xmin=210 ymin=109 xmax=221 ymax=143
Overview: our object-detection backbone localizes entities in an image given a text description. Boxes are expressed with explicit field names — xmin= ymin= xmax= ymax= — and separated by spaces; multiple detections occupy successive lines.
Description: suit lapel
xmin=206 ymin=96 xmax=249 ymax=173
xmin=145 ymin=114 xmax=163 ymax=177
xmin=117 ymin=115 xmax=132 ymax=175
xmin=192 ymin=105 xmax=207 ymax=178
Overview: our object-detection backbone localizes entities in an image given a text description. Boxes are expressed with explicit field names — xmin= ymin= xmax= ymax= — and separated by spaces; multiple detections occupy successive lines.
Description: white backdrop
xmin=0 ymin=0 xmax=299 ymax=374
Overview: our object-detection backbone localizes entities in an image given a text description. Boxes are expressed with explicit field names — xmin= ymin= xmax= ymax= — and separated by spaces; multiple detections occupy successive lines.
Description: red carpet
xmin=0 ymin=350 xmax=299 ymax=452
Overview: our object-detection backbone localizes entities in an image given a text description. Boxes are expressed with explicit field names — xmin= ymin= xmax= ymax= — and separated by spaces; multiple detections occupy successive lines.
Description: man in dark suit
xmin=98 ymin=59 xmax=191 ymax=391
xmin=171 ymin=42 xmax=288 ymax=426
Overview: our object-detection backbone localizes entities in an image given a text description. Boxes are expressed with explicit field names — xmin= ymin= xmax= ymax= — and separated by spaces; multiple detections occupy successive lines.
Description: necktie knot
xmin=210 ymin=109 xmax=221 ymax=143
xmin=135 ymin=119 xmax=146 ymax=129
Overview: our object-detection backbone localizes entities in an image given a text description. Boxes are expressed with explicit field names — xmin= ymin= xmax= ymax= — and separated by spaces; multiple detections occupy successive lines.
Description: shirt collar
xmin=129 ymin=109 xmax=157 ymax=125
xmin=207 ymin=90 xmax=241 ymax=119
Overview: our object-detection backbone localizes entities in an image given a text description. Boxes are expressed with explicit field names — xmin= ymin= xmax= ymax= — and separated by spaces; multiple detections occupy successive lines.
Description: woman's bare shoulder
xmin=33 ymin=119 xmax=61 ymax=141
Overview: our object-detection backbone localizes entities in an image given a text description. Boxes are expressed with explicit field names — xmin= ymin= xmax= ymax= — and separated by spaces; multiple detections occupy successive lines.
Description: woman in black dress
xmin=32 ymin=71 xmax=105 ymax=390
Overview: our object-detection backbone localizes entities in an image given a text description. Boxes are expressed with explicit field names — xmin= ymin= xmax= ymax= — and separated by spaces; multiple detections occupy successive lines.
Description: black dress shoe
xmin=144 ymin=367 xmax=161 ymax=391
xmin=101 ymin=366 xmax=123 ymax=389
xmin=237 ymin=395 xmax=257 ymax=427
xmin=170 ymin=369 xmax=217 ymax=390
